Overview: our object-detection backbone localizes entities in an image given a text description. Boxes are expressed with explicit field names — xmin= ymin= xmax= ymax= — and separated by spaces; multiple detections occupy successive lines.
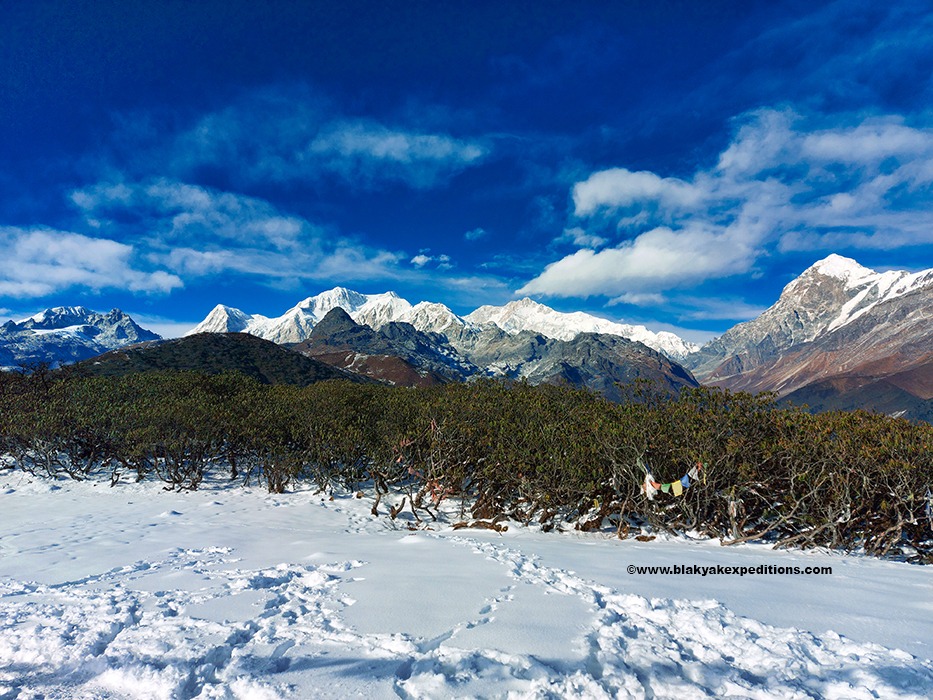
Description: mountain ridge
xmin=290 ymin=308 xmax=699 ymax=397
xmin=684 ymin=255 xmax=933 ymax=419
xmin=0 ymin=306 xmax=161 ymax=370
xmin=188 ymin=289 xmax=697 ymax=359
xmin=6 ymin=253 xmax=931 ymax=419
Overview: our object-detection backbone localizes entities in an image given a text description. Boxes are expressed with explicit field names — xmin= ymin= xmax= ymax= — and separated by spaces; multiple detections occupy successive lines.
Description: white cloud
xmin=158 ymin=244 xmax=408 ymax=288
xmin=800 ymin=120 xmax=933 ymax=164
xmin=67 ymin=177 xmax=417 ymax=289
xmin=410 ymin=253 xmax=452 ymax=270
xmin=572 ymin=168 xmax=704 ymax=216
xmin=0 ymin=227 xmax=182 ymax=298
xmin=519 ymin=223 xmax=757 ymax=297
xmin=72 ymin=179 xmax=313 ymax=249
xmin=715 ymin=109 xmax=799 ymax=177
xmin=311 ymin=122 xmax=485 ymax=164
xmin=555 ymin=227 xmax=608 ymax=248
xmin=525 ymin=108 xmax=933 ymax=298
xmin=673 ymin=297 xmax=771 ymax=322
xmin=464 ymin=227 xmax=488 ymax=241
xmin=608 ymin=292 xmax=666 ymax=307
xmin=148 ymin=88 xmax=489 ymax=191
xmin=307 ymin=121 xmax=487 ymax=188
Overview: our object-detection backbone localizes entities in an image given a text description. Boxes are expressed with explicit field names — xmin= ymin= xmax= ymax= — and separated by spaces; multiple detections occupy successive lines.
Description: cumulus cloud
xmin=0 ymin=227 xmax=182 ymax=298
xmin=523 ymin=108 xmax=933 ymax=297
xmin=520 ymin=223 xmax=758 ymax=297
xmin=464 ymin=227 xmax=488 ymax=241
xmin=572 ymin=168 xmax=704 ymax=216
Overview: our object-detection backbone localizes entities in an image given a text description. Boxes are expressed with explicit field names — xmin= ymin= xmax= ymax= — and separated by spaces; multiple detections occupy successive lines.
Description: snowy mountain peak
xmin=686 ymin=253 xmax=933 ymax=392
xmin=193 ymin=304 xmax=254 ymax=334
xmin=804 ymin=254 xmax=875 ymax=287
xmin=400 ymin=302 xmax=465 ymax=336
xmin=2 ymin=306 xmax=161 ymax=370
xmin=466 ymin=298 xmax=698 ymax=359
xmin=513 ymin=297 xmax=544 ymax=309
xmin=777 ymin=255 xmax=933 ymax=332
xmin=23 ymin=306 xmax=96 ymax=328
xmin=307 ymin=287 xmax=369 ymax=311
xmin=354 ymin=292 xmax=414 ymax=330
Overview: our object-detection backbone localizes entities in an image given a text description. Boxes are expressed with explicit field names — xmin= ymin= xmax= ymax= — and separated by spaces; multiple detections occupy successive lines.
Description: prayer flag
xmin=642 ymin=473 xmax=659 ymax=500
xmin=681 ymin=474 xmax=690 ymax=489
xmin=661 ymin=483 xmax=671 ymax=494
xmin=672 ymin=480 xmax=684 ymax=497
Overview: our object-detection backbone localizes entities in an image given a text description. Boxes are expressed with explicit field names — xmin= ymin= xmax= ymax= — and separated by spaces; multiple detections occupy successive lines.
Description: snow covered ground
xmin=1 ymin=473 xmax=932 ymax=699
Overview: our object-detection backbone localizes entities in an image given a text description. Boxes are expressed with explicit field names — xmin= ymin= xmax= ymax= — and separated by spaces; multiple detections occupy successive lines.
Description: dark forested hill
xmin=69 ymin=332 xmax=368 ymax=386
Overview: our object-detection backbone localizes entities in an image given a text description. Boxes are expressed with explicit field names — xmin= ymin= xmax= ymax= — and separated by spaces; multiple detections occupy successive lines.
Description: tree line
xmin=1 ymin=368 xmax=931 ymax=561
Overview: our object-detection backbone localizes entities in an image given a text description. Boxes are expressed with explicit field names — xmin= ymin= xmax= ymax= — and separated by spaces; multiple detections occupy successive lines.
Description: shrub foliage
xmin=1 ymin=369 xmax=931 ymax=560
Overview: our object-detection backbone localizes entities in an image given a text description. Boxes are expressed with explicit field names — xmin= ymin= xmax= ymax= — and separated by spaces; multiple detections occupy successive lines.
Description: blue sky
xmin=2 ymin=0 xmax=932 ymax=341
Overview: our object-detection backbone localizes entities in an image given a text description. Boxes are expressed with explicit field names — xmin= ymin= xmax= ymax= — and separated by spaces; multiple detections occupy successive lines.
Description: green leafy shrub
xmin=1 ymin=369 xmax=930 ymax=560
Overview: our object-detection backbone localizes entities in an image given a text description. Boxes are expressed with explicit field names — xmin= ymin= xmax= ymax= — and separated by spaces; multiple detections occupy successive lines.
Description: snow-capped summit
xmin=354 ymin=292 xmax=414 ymax=330
xmin=23 ymin=306 xmax=95 ymax=327
xmin=685 ymin=254 xmax=933 ymax=398
xmin=1 ymin=307 xmax=161 ymax=370
xmin=466 ymin=298 xmax=698 ymax=359
xmin=296 ymin=287 xmax=369 ymax=318
xmin=781 ymin=254 xmax=933 ymax=334
xmin=804 ymin=254 xmax=875 ymax=287
xmin=188 ymin=288 xmax=418 ymax=344
xmin=194 ymin=304 xmax=253 ymax=334
xmin=399 ymin=302 xmax=465 ymax=336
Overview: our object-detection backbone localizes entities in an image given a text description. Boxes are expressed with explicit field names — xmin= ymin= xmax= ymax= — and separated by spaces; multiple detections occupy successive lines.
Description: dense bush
xmin=1 ymin=369 xmax=931 ymax=561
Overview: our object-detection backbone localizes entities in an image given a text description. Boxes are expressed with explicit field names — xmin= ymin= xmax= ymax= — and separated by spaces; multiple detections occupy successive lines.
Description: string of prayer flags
xmin=641 ymin=462 xmax=707 ymax=500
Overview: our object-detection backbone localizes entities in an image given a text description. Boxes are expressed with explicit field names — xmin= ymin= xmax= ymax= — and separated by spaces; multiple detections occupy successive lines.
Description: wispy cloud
xmin=0 ymin=227 xmax=181 ymax=298
xmin=521 ymin=108 xmax=933 ymax=298
xmin=72 ymin=179 xmax=314 ymax=249
xmin=607 ymin=292 xmax=666 ymax=307
xmin=136 ymin=87 xmax=491 ymax=191
xmin=66 ymin=176 xmax=512 ymax=300
xmin=70 ymin=178 xmax=416 ymax=289
xmin=307 ymin=121 xmax=487 ymax=188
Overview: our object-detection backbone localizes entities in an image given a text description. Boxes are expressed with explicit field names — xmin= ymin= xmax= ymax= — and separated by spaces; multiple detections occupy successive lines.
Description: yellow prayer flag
xmin=672 ymin=480 xmax=684 ymax=497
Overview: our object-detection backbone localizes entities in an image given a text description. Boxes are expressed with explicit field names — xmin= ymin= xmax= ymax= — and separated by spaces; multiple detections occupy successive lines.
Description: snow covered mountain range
xmin=189 ymin=290 xmax=698 ymax=359
xmin=3 ymin=254 xmax=931 ymax=417
xmin=289 ymin=307 xmax=697 ymax=398
xmin=0 ymin=306 xmax=160 ymax=370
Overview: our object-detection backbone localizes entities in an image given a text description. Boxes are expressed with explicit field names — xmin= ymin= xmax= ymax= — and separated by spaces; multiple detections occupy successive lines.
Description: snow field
xmin=0 ymin=474 xmax=932 ymax=699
